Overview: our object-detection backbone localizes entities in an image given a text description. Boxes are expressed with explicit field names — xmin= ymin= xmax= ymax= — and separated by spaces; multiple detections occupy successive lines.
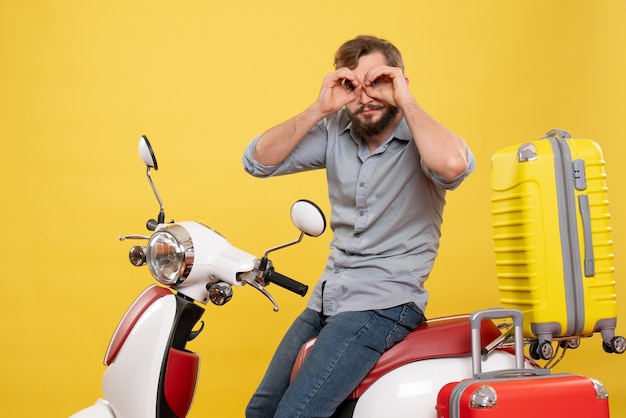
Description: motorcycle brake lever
xmin=244 ymin=277 xmax=280 ymax=312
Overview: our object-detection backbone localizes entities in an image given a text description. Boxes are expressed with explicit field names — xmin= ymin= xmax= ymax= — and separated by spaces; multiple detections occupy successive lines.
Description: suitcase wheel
xmin=559 ymin=338 xmax=580 ymax=350
xmin=602 ymin=335 xmax=626 ymax=354
xmin=530 ymin=340 xmax=554 ymax=360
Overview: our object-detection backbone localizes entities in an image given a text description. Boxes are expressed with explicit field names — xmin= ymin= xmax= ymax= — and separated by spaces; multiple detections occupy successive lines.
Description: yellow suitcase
xmin=490 ymin=129 xmax=624 ymax=360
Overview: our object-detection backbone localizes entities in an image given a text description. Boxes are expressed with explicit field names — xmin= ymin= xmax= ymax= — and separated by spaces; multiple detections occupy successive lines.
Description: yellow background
xmin=1 ymin=1 xmax=625 ymax=417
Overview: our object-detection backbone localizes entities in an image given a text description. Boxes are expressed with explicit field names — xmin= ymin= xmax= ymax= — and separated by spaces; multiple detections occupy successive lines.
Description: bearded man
xmin=243 ymin=35 xmax=475 ymax=418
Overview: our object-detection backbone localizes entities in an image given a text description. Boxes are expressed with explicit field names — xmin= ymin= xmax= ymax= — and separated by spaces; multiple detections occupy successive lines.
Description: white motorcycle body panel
xmin=101 ymin=293 xmax=177 ymax=417
xmin=158 ymin=221 xmax=257 ymax=302
xmin=70 ymin=399 xmax=115 ymax=418
xmin=353 ymin=351 xmax=521 ymax=418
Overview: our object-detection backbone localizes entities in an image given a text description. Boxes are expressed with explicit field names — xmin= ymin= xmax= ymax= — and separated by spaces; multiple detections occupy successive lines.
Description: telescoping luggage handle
xmin=470 ymin=308 xmax=550 ymax=379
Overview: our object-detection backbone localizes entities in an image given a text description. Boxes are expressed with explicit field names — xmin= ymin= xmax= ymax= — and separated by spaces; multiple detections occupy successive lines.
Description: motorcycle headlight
xmin=147 ymin=225 xmax=194 ymax=285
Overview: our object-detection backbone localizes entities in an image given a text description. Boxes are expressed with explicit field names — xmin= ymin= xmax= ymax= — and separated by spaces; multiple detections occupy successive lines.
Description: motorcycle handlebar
xmin=265 ymin=269 xmax=308 ymax=297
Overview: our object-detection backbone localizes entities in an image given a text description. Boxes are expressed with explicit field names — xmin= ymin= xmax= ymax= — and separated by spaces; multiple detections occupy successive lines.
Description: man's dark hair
xmin=334 ymin=35 xmax=404 ymax=72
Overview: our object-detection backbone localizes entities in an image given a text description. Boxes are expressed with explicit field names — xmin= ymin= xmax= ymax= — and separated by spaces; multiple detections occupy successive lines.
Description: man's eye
xmin=341 ymin=79 xmax=355 ymax=92
xmin=371 ymin=78 xmax=382 ymax=88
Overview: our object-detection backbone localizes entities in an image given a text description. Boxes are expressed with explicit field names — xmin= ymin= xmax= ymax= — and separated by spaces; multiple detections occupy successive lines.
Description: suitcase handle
xmin=474 ymin=368 xmax=551 ymax=380
xmin=542 ymin=129 xmax=572 ymax=140
xmin=470 ymin=308 xmax=525 ymax=375
xmin=578 ymin=195 xmax=595 ymax=277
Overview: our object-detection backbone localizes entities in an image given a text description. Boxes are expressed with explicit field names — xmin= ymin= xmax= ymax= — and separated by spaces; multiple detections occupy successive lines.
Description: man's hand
xmin=315 ymin=68 xmax=362 ymax=115
xmin=362 ymin=66 xmax=413 ymax=110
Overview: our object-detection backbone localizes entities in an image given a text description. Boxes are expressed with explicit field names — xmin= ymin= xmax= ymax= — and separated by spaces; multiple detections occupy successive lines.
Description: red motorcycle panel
xmin=164 ymin=348 xmax=200 ymax=417
xmin=291 ymin=315 xmax=504 ymax=399
xmin=104 ymin=285 xmax=172 ymax=365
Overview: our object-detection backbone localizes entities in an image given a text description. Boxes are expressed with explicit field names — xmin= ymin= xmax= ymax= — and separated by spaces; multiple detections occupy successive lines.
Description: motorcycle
xmin=72 ymin=136 xmax=608 ymax=418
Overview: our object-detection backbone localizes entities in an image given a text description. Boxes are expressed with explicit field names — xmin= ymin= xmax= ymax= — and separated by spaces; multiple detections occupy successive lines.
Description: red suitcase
xmin=435 ymin=309 xmax=610 ymax=418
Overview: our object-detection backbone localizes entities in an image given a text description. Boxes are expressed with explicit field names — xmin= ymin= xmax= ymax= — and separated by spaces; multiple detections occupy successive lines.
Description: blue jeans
xmin=245 ymin=304 xmax=425 ymax=418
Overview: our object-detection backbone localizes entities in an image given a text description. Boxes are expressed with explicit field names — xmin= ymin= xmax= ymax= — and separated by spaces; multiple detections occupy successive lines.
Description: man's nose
xmin=359 ymin=88 xmax=373 ymax=104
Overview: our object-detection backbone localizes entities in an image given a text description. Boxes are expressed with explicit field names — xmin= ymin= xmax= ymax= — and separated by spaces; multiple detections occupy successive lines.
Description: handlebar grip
xmin=266 ymin=269 xmax=308 ymax=297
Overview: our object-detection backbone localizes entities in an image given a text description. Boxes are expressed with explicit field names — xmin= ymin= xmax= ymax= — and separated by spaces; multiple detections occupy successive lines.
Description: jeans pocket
xmin=384 ymin=303 xmax=425 ymax=349
xmin=405 ymin=302 xmax=426 ymax=325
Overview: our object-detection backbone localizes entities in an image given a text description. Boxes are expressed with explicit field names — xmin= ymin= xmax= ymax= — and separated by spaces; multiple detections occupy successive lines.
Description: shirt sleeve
xmin=242 ymin=124 xmax=329 ymax=178
xmin=242 ymin=135 xmax=277 ymax=177
xmin=420 ymin=145 xmax=476 ymax=190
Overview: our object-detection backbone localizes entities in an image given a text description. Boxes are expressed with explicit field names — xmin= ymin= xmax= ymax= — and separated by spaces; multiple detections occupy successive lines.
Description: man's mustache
xmin=356 ymin=104 xmax=385 ymax=114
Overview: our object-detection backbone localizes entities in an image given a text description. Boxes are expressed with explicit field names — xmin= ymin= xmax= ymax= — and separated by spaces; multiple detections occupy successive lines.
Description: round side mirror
xmin=290 ymin=200 xmax=326 ymax=237
xmin=138 ymin=135 xmax=158 ymax=170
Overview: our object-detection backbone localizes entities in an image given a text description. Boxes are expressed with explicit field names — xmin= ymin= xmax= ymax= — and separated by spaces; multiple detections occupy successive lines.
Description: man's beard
xmin=348 ymin=104 xmax=400 ymax=139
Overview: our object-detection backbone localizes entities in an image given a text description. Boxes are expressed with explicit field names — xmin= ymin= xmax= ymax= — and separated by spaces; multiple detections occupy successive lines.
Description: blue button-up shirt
xmin=243 ymin=108 xmax=475 ymax=315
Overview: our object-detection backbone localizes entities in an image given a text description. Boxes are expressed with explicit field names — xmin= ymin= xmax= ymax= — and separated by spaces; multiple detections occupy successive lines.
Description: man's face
xmin=343 ymin=52 xmax=400 ymax=139
xmin=347 ymin=102 xmax=399 ymax=139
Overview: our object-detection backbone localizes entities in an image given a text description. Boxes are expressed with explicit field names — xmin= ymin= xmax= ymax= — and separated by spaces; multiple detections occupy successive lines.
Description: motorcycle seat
xmin=290 ymin=314 xmax=503 ymax=399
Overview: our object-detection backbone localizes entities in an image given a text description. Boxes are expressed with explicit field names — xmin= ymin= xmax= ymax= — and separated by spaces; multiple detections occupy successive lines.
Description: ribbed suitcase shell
xmin=490 ymin=130 xmax=617 ymax=344
xmin=436 ymin=373 xmax=609 ymax=417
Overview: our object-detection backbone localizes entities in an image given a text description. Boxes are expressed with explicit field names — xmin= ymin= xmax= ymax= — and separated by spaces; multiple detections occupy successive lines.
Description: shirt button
xmin=359 ymin=211 xmax=364 ymax=216
xmin=359 ymin=182 xmax=365 ymax=187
